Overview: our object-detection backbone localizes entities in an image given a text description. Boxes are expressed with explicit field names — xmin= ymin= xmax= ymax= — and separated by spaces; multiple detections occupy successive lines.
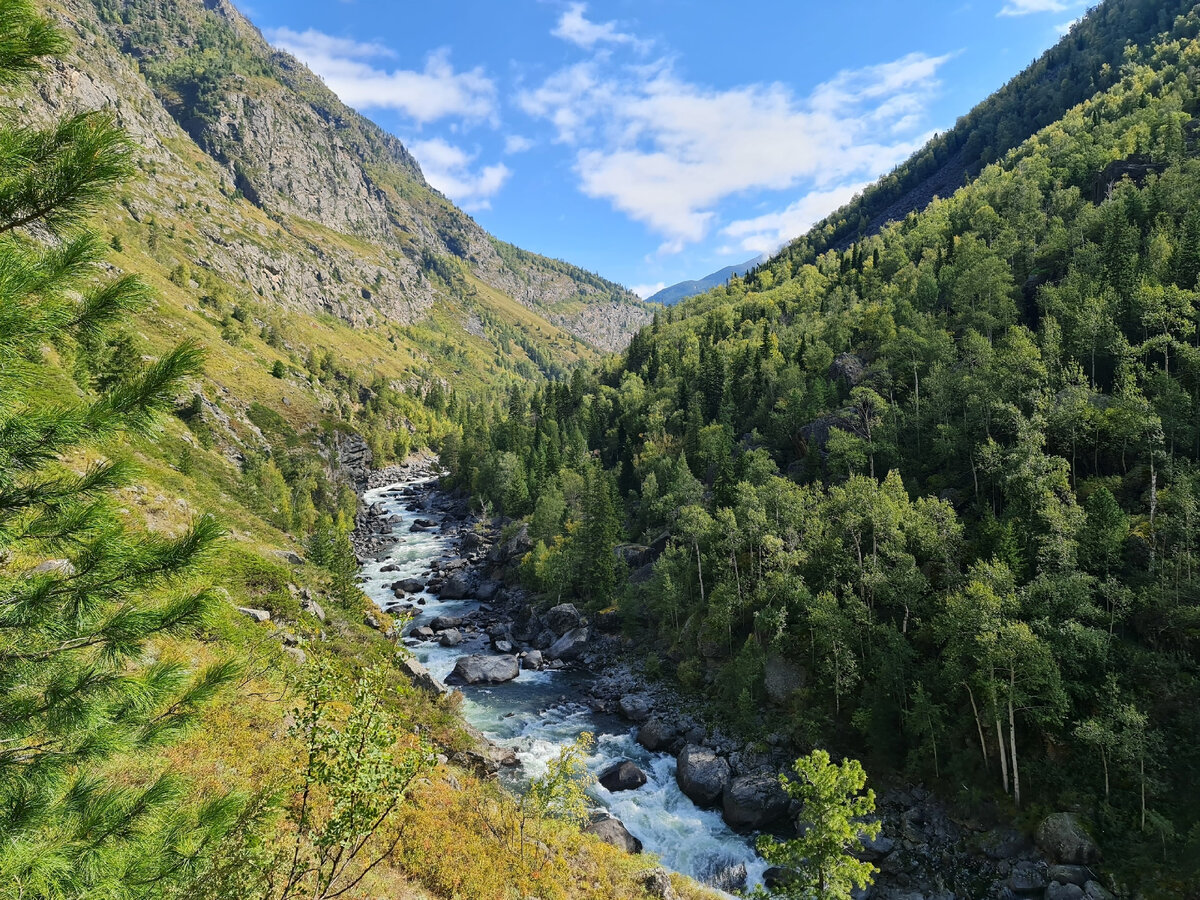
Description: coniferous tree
xmin=0 ymin=4 xmax=239 ymax=893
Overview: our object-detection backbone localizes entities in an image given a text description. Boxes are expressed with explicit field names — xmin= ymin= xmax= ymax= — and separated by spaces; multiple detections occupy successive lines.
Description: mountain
xmin=646 ymin=257 xmax=760 ymax=305
xmin=452 ymin=3 xmax=1200 ymax=894
xmin=762 ymin=0 xmax=1196 ymax=265
xmin=38 ymin=0 xmax=648 ymax=357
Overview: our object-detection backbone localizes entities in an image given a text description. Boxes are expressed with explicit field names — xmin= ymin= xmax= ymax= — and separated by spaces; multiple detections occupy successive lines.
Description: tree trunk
xmin=1008 ymin=670 xmax=1021 ymax=808
xmin=996 ymin=714 xmax=1009 ymax=795
xmin=966 ymin=684 xmax=990 ymax=769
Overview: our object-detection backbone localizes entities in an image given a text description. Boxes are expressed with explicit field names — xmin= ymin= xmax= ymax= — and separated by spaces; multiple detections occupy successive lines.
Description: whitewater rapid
xmin=359 ymin=477 xmax=767 ymax=893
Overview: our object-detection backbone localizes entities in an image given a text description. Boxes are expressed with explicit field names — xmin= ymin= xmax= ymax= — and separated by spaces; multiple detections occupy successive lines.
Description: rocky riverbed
xmin=353 ymin=465 xmax=1120 ymax=900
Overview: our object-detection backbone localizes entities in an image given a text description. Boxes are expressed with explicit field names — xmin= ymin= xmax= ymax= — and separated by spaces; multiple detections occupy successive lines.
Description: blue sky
xmin=237 ymin=0 xmax=1087 ymax=296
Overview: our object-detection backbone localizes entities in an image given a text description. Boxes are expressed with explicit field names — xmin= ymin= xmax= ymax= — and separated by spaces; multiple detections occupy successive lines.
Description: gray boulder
xmin=618 ymin=693 xmax=653 ymax=723
xmin=447 ymin=654 xmax=520 ymax=685
xmin=1049 ymin=866 xmax=1093 ymax=887
xmin=544 ymin=603 xmax=584 ymax=636
xmin=1047 ymin=883 xmax=1085 ymax=900
xmin=585 ymin=816 xmax=642 ymax=853
xmin=522 ymin=649 xmax=544 ymax=670
xmin=1008 ymin=862 xmax=1048 ymax=894
xmin=675 ymin=744 xmax=730 ymax=807
xmin=431 ymin=615 xmax=463 ymax=630
xmin=397 ymin=655 xmax=450 ymax=696
xmin=546 ymin=626 xmax=590 ymax=661
xmin=1084 ymin=882 xmax=1115 ymax=900
xmin=599 ymin=760 xmax=648 ymax=792
xmin=1037 ymin=813 xmax=1100 ymax=865
xmin=637 ymin=718 xmax=679 ymax=752
xmin=411 ymin=626 xmax=435 ymax=640
xmin=439 ymin=574 xmax=473 ymax=599
xmin=396 ymin=578 xmax=424 ymax=593
xmin=706 ymin=862 xmax=747 ymax=893
xmin=722 ymin=771 xmax=790 ymax=830
xmin=438 ymin=628 xmax=463 ymax=647
xmin=300 ymin=595 xmax=326 ymax=622
xmin=237 ymin=607 xmax=271 ymax=623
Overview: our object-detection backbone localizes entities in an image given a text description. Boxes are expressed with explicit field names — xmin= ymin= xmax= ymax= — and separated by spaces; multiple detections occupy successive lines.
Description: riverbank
xmin=353 ymin=464 xmax=1116 ymax=900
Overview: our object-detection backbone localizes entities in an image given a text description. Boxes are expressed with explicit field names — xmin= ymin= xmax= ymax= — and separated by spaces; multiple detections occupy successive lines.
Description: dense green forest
xmin=788 ymin=0 xmax=1195 ymax=257
xmin=447 ymin=9 xmax=1200 ymax=892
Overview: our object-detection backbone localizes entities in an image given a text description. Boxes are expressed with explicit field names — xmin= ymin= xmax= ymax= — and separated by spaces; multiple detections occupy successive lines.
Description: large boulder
xmin=396 ymin=578 xmax=425 ymax=593
xmin=599 ymin=760 xmax=648 ymax=792
xmin=543 ymin=603 xmax=584 ymax=636
xmin=585 ymin=816 xmax=642 ymax=854
xmin=431 ymin=615 xmax=463 ymax=630
xmin=546 ymin=626 xmax=590 ymax=661
xmin=637 ymin=718 xmax=679 ymax=752
xmin=447 ymin=654 xmax=520 ymax=685
xmin=522 ymin=649 xmax=544 ymax=670
xmin=675 ymin=744 xmax=730 ymax=807
xmin=438 ymin=628 xmax=463 ymax=647
xmin=706 ymin=862 xmax=747 ymax=893
xmin=439 ymin=573 xmax=473 ymax=599
xmin=397 ymin=655 xmax=450 ymax=696
xmin=1036 ymin=813 xmax=1100 ymax=866
xmin=722 ymin=771 xmax=790 ymax=830
xmin=618 ymin=693 xmax=653 ymax=723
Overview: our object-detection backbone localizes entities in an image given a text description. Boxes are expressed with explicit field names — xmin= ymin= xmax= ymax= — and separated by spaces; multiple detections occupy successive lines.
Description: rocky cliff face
xmin=34 ymin=0 xmax=648 ymax=347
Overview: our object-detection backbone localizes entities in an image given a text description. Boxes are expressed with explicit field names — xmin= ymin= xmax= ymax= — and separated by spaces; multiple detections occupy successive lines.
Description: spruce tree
xmin=0 ymin=3 xmax=238 ymax=894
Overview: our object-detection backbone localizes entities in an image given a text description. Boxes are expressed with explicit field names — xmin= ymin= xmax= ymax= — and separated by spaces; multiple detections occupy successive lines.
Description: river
xmin=358 ymin=476 xmax=768 ymax=893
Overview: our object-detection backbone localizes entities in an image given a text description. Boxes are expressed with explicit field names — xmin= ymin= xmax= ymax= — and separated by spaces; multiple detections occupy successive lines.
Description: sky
xmin=235 ymin=0 xmax=1087 ymax=297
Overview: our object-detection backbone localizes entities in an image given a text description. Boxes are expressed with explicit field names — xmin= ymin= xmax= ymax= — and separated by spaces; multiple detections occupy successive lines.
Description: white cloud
xmin=518 ymin=51 xmax=951 ymax=251
xmin=721 ymin=182 xmax=870 ymax=255
xmin=504 ymin=134 xmax=535 ymax=154
xmin=630 ymin=281 xmax=667 ymax=299
xmin=409 ymin=138 xmax=511 ymax=210
xmin=552 ymin=3 xmax=647 ymax=51
xmin=266 ymin=28 xmax=496 ymax=123
xmin=998 ymin=0 xmax=1073 ymax=16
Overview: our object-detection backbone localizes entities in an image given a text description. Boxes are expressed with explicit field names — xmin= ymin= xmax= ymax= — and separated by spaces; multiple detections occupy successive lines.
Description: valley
xmin=3 ymin=1 xmax=1200 ymax=899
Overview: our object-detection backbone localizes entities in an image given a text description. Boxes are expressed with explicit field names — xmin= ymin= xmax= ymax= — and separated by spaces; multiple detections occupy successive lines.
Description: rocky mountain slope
xmin=35 ymin=0 xmax=648 ymax=354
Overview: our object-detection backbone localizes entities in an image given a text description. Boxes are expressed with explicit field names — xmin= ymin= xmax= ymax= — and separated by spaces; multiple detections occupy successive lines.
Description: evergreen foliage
xmin=0 ymin=1 xmax=241 ymax=893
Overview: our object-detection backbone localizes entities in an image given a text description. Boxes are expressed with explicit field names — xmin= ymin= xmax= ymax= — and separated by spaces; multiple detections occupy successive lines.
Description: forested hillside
xmin=788 ymin=0 xmax=1195 ymax=258
xmin=450 ymin=8 xmax=1200 ymax=894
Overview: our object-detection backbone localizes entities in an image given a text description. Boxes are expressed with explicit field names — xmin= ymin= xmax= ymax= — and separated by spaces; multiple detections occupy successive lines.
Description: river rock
xmin=546 ymin=626 xmax=590 ymax=661
xmin=1008 ymin=861 xmax=1048 ymax=894
xmin=431 ymin=615 xmax=463 ymax=630
xmin=1049 ymin=865 xmax=1093 ymax=886
xmin=477 ymin=580 xmax=502 ymax=601
xmin=447 ymin=654 xmax=520 ymax=685
xmin=1036 ymin=813 xmax=1100 ymax=865
xmin=599 ymin=760 xmax=648 ymax=792
xmin=637 ymin=718 xmax=678 ymax=752
xmin=439 ymin=574 xmax=473 ymax=599
xmin=522 ymin=649 xmax=544 ymax=670
xmin=1084 ymin=882 xmax=1115 ymax=900
xmin=438 ymin=628 xmax=463 ymax=647
xmin=706 ymin=862 xmax=747 ymax=893
xmin=411 ymin=626 xmax=435 ymax=640
xmin=396 ymin=578 xmax=424 ymax=593
xmin=585 ymin=816 xmax=642 ymax=853
xmin=544 ymin=603 xmax=584 ymax=636
xmin=1047 ymin=883 xmax=1086 ymax=900
xmin=722 ymin=771 xmax=790 ymax=830
xmin=618 ymin=693 xmax=653 ymax=723
xmin=676 ymin=744 xmax=730 ymax=806
xmin=397 ymin=655 xmax=450 ymax=696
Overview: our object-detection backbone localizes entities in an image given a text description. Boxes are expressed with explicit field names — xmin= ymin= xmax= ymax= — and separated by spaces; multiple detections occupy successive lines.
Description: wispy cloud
xmin=504 ymin=134 xmax=535 ymax=154
xmin=998 ymin=0 xmax=1075 ymax=17
xmin=552 ymin=3 xmax=649 ymax=51
xmin=409 ymin=138 xmax=511 ymax=210
xmin=721 ymin=183 xmax=869 ymax=255
xmin=518 ymin=49 xmax=951 ymax=253
xmin=266 ymin=27 xmax=497 ymax=123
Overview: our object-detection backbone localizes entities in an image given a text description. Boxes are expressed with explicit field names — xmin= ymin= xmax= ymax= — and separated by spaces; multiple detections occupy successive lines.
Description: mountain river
xmin=358 ymin=475 xmax=768 ymax=893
